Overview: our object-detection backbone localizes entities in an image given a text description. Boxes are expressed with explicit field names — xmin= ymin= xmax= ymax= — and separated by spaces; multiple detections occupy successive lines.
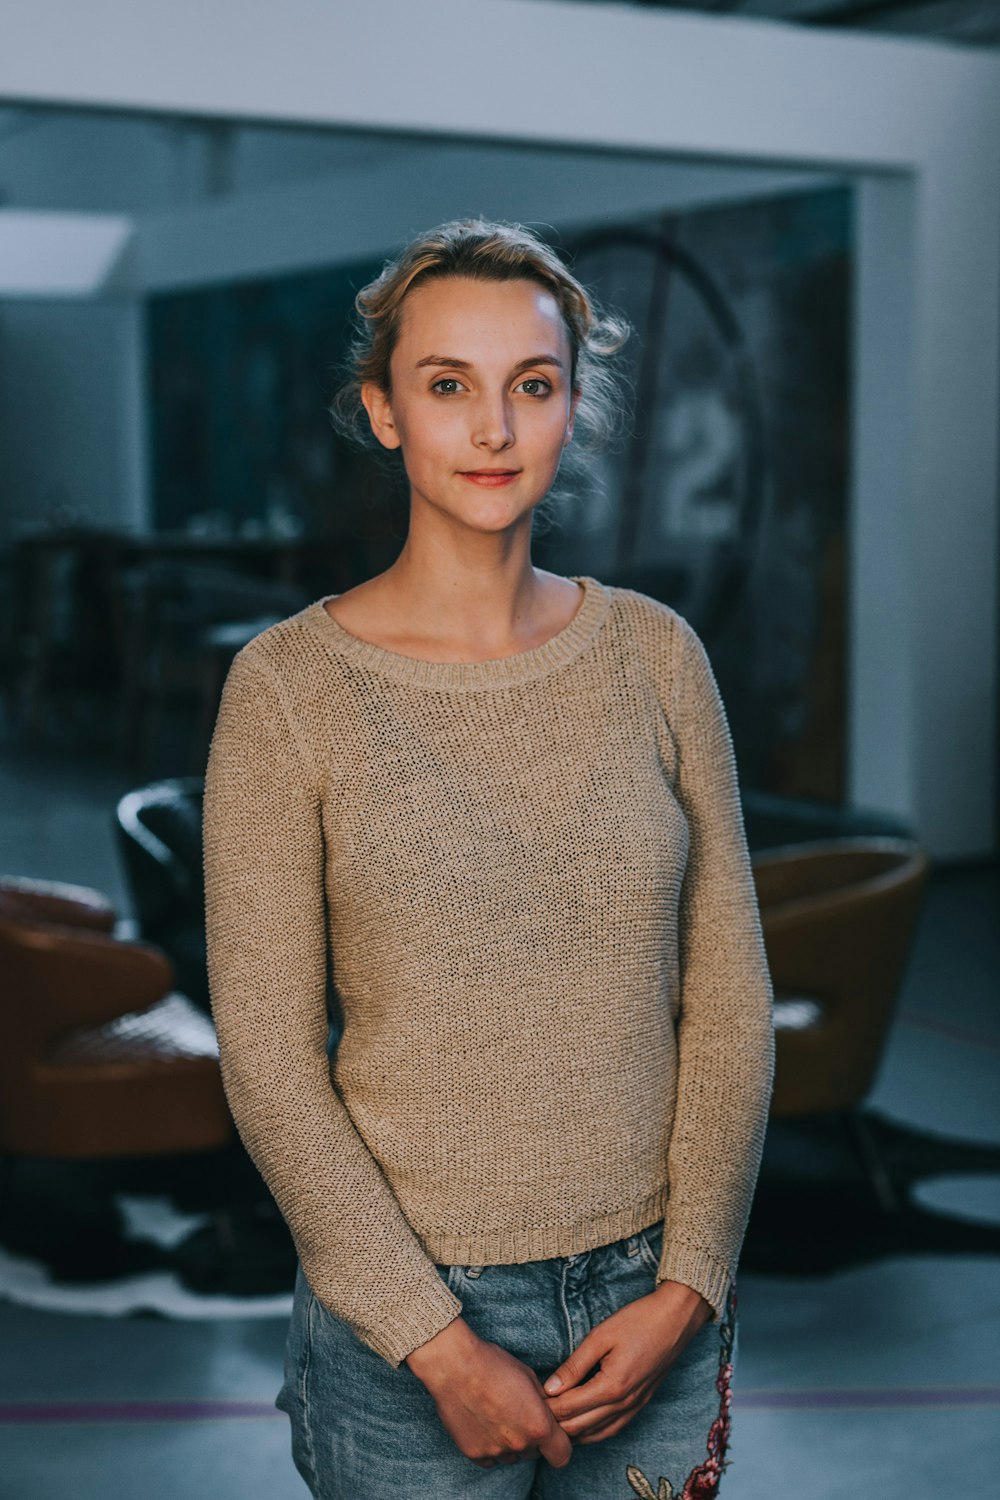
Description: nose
xmin=471 ymin=392 xmax=515 ymax=452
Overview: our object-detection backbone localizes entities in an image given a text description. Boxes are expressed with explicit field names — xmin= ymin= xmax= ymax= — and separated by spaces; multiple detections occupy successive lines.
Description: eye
xmin=430 ymin=377 xmax=465 ymax=395
xmin=516 ymin=377 xmax=552 ymax=398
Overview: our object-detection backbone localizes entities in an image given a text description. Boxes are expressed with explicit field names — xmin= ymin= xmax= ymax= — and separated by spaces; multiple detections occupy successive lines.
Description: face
xmin=360 ymin=276 xmax=581 ymax=533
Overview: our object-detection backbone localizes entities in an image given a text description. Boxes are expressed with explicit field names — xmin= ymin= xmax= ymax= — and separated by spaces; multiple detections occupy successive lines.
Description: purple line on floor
xmin=0 ymin=1400 xmax=282 ymax=1423
xmin=2 ymin=1389 xmax=999 ymax=1422
xmin=737 ymin=1387 xmax=1000 ymax=1409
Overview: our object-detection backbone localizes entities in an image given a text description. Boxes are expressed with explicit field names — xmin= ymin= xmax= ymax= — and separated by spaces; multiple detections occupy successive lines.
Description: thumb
xmin=543 ymin=1329 xmax=607 ymax=1395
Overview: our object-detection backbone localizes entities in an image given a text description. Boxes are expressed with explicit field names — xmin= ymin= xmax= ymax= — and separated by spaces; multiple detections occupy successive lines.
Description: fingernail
xmin=545 ymin=1377 xmax=562 ymax=1393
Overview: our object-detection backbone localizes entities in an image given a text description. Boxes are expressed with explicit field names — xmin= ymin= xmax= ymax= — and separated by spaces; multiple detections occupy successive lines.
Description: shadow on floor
xmin=744 ymin=1106 xmax=1000 ymax=1280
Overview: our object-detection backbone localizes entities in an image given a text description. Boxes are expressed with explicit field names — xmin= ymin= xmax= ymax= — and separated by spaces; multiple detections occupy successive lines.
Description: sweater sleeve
xmin=656 ymin=616 xmax=776 ymax=1321
xmin=202 ymin=646 xmax=464 ymax=1368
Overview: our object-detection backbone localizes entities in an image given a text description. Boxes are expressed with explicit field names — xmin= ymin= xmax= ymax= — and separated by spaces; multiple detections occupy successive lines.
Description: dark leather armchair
xmin=114 ymin=777 xmax=209 ymax=1012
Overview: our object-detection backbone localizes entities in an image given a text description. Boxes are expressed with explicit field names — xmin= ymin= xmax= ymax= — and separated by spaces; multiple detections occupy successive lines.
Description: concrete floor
xmin=1 ymin=741 xmax=998 ymax=1499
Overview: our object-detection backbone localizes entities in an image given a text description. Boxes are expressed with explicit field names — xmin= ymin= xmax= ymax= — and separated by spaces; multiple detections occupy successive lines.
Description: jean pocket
xmin=636 ymin=1221 xmax=665 ymax=1277
xmin=277 ymin=1265 xmax=316 ymax=1415
xmin=442 ymin=1262 xmax=467 ymax=1295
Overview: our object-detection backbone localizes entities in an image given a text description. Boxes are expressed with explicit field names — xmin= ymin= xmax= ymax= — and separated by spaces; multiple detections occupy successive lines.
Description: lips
xmin=459 ymin=469 xmax=521 ymax=487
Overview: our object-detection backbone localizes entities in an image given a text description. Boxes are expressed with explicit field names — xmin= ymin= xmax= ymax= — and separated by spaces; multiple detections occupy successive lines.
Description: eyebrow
xmin=414 ymin=354 xmax=565 ymax=374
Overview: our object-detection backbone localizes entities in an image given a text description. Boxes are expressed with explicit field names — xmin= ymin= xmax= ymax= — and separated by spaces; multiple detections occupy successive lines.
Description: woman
xmin=203 ymin=217 xmax=775 ymax=1500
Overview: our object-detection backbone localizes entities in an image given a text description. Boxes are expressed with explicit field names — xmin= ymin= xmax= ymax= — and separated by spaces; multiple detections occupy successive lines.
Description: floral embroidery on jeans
xmin=624 ymin=1281 xmax=737 ymax=1500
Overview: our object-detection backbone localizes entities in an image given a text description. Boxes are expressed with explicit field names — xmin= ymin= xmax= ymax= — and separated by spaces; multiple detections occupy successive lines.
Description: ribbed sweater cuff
xmin=656 ymin=1239 xmax=733 ymax=1323
xmin=362 ymin=1276 xmax=465 ymax=1370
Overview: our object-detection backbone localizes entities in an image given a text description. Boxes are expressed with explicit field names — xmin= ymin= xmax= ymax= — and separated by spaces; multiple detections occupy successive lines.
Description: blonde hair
xmin=328 ymin=217 xmax=632 ymax=521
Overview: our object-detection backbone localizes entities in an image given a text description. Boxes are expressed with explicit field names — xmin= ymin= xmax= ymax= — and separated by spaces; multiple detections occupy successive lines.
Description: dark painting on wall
xmin=147 ymin=184 xmax=851 ymax=803
xmin=555 ymin=185 xmax=852 ymax=804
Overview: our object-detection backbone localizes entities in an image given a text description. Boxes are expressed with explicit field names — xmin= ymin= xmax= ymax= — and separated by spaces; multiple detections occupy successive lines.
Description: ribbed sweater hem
xmin=414 ymin=1184 xmax=670 ymax=1267
xmin=361 ymin=1277 xmax=466 ymax=1369
xmin=656 ymin=1237 xmax=733 ymax=1324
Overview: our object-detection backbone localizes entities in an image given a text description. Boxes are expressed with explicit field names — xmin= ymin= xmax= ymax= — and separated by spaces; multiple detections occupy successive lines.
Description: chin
xmin=449 ymin=492 xmax=539 ymax=524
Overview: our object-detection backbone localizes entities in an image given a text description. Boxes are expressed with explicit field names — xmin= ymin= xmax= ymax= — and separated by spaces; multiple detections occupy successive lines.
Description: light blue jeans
xmin=276 ymin=1220 xmax=739 ymax=1499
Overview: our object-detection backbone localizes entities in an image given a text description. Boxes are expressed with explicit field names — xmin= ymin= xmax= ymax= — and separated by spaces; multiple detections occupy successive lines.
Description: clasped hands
xmin=406 ymin=1279 xmax=713 ymax=1471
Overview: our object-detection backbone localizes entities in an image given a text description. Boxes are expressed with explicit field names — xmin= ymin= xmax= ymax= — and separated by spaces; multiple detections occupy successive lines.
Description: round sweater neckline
xmin=300 ymin=574 xmax=612 ymax=689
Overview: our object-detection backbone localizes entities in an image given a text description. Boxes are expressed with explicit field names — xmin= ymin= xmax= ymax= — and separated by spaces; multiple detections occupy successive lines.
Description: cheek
xmin=410 ymin=402 xmax=468 ymax=444
xmin=531 ymin=402 xmax=574 ymax=449
xmin=395 ymin=407 xmax=458 ymax=466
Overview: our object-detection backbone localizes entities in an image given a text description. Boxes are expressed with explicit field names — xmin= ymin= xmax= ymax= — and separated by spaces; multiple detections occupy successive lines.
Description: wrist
xmin=651 ymin=1277 xmax=714 ymax=1322
xmin=404 ymin=1314 xmax=479 ymax=1385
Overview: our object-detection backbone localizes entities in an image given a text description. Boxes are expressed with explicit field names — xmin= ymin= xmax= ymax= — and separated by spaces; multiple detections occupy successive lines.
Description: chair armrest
xmin=5 ymin=922 xmax=175 ymax=1047
xmin=0 ymin=876 xmax=117 ymax=933
xmin=752 ymin=838 xmax=928 ymax=911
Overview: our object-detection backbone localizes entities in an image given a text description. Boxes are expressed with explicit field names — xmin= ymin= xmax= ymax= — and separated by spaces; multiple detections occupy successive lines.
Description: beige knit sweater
xmin=202 ymin=573 xmax=775 ymax=1369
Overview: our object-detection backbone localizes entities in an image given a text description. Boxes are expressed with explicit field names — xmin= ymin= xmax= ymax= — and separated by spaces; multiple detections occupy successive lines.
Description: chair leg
xmin=842 ymin=1106 xmax=901 ymax=1214
xmin=211 ymin=1207 xmax=238 ymax=1254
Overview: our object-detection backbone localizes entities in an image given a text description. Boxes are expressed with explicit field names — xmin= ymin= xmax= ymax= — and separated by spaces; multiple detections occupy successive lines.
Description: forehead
xmin=395 ymin=276 xmax=569 ymax=359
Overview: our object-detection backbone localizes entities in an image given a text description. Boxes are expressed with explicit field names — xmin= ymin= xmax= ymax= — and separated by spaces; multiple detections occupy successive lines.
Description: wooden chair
xmin=752 ymin=837 xmax=931 ymax=1211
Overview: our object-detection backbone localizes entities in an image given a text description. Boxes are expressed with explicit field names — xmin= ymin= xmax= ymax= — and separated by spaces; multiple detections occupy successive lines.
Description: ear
xmin=564 ymin=386 xmax=582 ymax=446
xmin=360 ymin=380 xmax=402 ymax=451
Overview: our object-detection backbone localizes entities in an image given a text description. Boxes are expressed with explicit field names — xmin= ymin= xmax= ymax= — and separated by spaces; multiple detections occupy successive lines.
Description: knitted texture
xmin=202 ymin=574 xmax=775 ymax=1368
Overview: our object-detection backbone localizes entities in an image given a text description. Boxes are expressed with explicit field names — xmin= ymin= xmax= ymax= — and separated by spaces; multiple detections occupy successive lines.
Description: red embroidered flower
xmin=681 ymin=1457 xmax=725 ymax=1499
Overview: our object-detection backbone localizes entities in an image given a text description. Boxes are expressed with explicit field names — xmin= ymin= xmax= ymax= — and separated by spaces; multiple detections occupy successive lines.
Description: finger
xmin=541 ymin=1417 xmax=574 ymax=1469
xmin=562 ymin=1386 xmax=655 ymax=1444
xmin=545 ymin=1367 xmax=624 ymax=1420
xmin=557 ymin=1397 xmax=622 ymax=1437
xmin=574 ymin=1412 xmax=634 ymax=1445
xmin=543 ymin=1327 xmax=614 ymax=1396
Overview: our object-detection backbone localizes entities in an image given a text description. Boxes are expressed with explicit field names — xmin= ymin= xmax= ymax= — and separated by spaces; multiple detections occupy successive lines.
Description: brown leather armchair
xmin=752 ymin=837 xmax=931 ymax=1209
xmin=0 ymin=875 xmax=233 ymax=1160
